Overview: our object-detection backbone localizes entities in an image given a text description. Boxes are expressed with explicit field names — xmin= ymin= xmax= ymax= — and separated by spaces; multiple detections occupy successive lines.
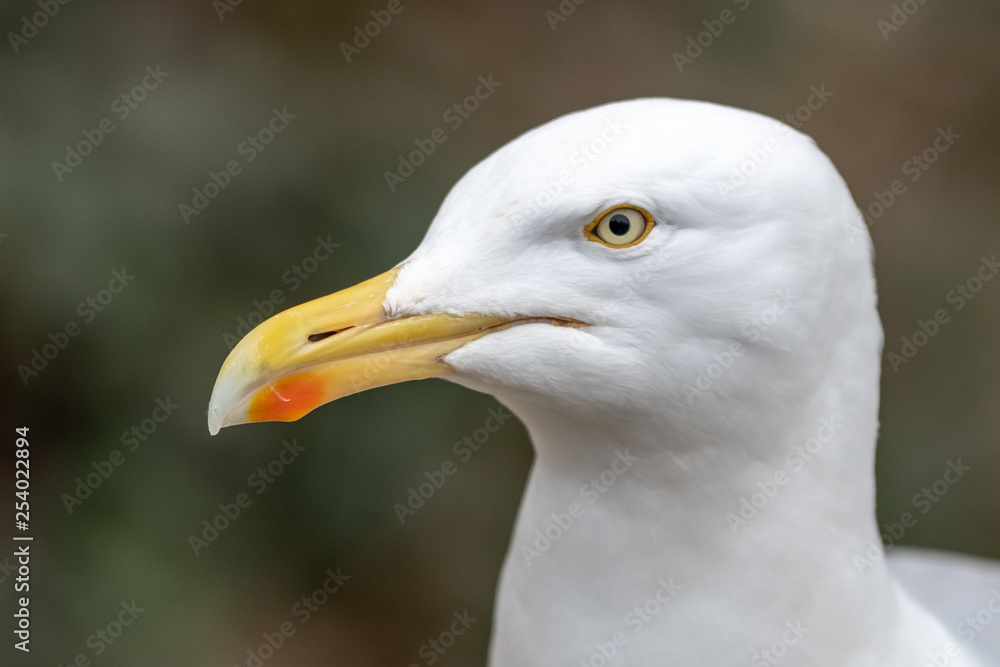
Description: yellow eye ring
xmin=584 ymin=205 xmax=655 ymax=248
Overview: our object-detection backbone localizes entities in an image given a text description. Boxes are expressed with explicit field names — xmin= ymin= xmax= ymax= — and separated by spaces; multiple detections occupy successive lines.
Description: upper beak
xmin=207 ymin=268 xmax=575 ymax=435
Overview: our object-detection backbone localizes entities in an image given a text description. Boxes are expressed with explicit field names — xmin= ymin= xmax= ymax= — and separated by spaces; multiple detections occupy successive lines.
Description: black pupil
xmin=608 ymin=214 xmax=631 ymax=236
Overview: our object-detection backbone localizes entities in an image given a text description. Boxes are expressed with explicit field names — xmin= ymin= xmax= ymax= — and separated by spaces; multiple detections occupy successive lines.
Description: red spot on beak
xmin=248 ymin=374 xmax=325 ymax=423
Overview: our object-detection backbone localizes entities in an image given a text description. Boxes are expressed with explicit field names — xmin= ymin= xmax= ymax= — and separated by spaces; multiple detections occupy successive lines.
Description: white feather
xmin=383 ymin=98 xmax=996 ymax=666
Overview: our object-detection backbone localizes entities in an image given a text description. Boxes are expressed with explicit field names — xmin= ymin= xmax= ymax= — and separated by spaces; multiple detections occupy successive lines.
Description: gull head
xmin=208 ymin=98 xmax=880 ymax=437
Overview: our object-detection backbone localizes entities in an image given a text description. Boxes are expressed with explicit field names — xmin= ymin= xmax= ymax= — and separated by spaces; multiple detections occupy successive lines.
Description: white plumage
xmin=211 ymin=97 xmax=1000 ymax=665
xmin=388 ymin=98 xmax=999 ymax=665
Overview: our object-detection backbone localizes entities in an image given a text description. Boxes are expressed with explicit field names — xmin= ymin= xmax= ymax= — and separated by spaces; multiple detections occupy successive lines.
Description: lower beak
xmin=207 ymin=268 xmax=519 ymax=435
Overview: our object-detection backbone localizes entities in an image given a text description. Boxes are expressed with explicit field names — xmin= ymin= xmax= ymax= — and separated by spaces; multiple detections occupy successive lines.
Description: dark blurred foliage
xmin=1 ymin=0 xmax=998 ymax=665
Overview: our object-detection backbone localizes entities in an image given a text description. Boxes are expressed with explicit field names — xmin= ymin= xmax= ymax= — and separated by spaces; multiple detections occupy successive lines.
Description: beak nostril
xmin=308 ymin=327 xmax=353 ymax=343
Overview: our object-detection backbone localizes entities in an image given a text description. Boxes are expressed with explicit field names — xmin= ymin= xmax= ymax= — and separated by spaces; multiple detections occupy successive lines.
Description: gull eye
xmin=585 ymin=206 xmax=654 ymax=248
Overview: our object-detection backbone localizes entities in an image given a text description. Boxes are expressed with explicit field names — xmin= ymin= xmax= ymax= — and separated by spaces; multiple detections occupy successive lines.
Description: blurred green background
xmin=2 ymin=0 xmax=998 ymax=665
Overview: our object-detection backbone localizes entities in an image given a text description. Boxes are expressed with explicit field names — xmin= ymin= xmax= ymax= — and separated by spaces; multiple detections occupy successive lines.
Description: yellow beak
xmin=207 ymin=268 xmax=575 ymax=435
